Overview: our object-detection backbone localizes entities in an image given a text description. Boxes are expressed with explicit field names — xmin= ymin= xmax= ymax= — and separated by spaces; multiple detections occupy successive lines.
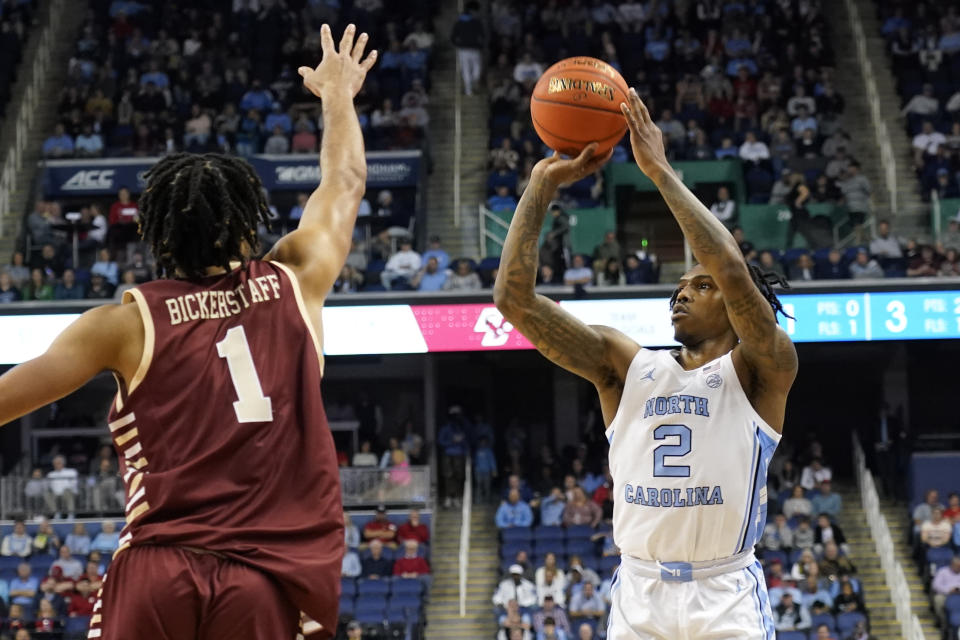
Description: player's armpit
xmin=0 ymin=304 xmax=140 ymax=427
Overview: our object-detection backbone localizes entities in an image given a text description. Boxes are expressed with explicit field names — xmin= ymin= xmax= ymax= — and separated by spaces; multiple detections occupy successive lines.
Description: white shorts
xmin=606 ymin=552 xmax=775 ymax=640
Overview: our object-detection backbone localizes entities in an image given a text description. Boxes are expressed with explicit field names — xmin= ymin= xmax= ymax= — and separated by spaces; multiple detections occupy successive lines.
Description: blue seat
xmin=357 ymin=578 xmax=391 ymax=596
xmin=355 ymin=609 xmax=385 ymax=624
xmin=385 ymin=605 xmax=408 ymax=623
xmin=565 ymin=525 xmax=594 ymax=541
xmin=534 ymin=525 xmax=564 ymax=541
xmin=927 ymin=546 xmax=953 ymax=570
xmin=501 ymin=542 xmax=531 ymax=560
xmin=600 ymin=555 xmax=620 ymax=573
xmin=64 ymin=615 xmax=91 ymax=632
xmin=777 ymin=632 xmax=806 ymax=640
xmin=836 ymin=611 xmax=866 ymax=634
xmin=810 ymin=613 xmax=836 ymax=631
xmin=501 ymin=528 xmax=532 ymax=544
xmin=0 ymin=556 xmax=22 ymax=571
xmin=340 ymin=577 xmax=357 ymax=597
xmin=392 ymin=578 xmax=423 ymax=596
xmin=388 ymin=594 xmax=421 ymax=610
xmin=355 ymin=595 xmax=388 ymax=612
xmin=339 ymin=596 xmax=355 ymax=616
xmin=478 ymin=256 xmax=501 ymax=271
xmin=762 ymin=549 xmax=787 ymax=569
xmin=566 ymin=540 xmax=596 ymax=558
xmin=534 ymin=539 xmax=565 ymax=556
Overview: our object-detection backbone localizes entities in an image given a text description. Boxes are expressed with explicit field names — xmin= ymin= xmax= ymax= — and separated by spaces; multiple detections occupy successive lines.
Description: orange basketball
xmin=531 ymin=57 xmax=629 ymax=157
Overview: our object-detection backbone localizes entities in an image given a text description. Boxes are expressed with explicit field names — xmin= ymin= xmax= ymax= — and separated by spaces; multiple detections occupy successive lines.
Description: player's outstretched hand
xmin=533 ymin=144 xmax=614 ymax=188
xmin=298 ymin=24 xmax=378 ymax=99
xmin=621 ymin=88 xmax=672 ymax=180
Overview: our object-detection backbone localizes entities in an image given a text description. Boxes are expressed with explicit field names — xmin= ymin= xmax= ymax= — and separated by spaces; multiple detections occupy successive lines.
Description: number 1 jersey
xmin=604 ymin=348 xmax=780 ymax=563
xmin=106 ymin=259 xmax=343 ymax=637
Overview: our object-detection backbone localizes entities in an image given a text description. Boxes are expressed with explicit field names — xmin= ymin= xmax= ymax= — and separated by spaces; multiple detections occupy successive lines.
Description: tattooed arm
xmin=493 ymin=147 xmax=638 ymax=425
xmin=621 ymin=89 xmax=797 ymax=409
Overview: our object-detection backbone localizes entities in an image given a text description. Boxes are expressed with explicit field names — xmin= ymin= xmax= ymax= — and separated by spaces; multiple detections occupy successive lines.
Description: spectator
xmin=54 ymin=269 xmax=85 ymax=300
xmin=421 ymin=236 xmax=450 ymax=272
xmin=563 ymin=255 xmax=593 ymax=287
xmin=444 ymin=260 xmax=482 ymax=291
xmin=360 ymin=539 xmax=392 ymax=580
xmin=90 ymin=521 xmax=119 ymax=554
xmin=913 ymin=489 xmax=943 ymax=534
xmin=849 ymin=249 xmax=884 ymax=279
xmin=566 ymin=559 xmax=601 ymax=594
xmin=493 ymin=565 xmax=538 ymax=609
xmin=739 ymin=131 xmax=770 ymax=165
xmin=913 ymin=121 xmax=946 ymax=166
xmin=64 ymin=524 xmax=90 ymax=557
xmin=291 ymin=120 xmax=318 ymax=153
xmin=542 ymin=204 xmax=571 ymax=276
xmin=7 ymin=252 xmax=30 ymax=290
xmin=562 ymin=487 xmax=602 ymax=528
xmin=74 ymin=125 xmax=104 ymax=157
xmin=788 ymin=254 xmax=815 ymax=281
xmin=9 ymin=565 xmax=37 ymax=609
xmin=869 ymin=220 xmax=903 ymax=262
xmin=790 ymin=105 xmax=818 ymax=139
xmin=0 ymin=271 xmax=21 ymax=303
xmin=45 ymin=455 xmax=78 ymax=519
xmin=537 ymin=264 xmax=560 ymax=287
xmin=801 ymin=458 xmax=831 ymax=490
xmin=575 ymin=623 xmax=595 ymax=640
xmin=832 ymin=579 xmax=865 ymax=616
xmin=836 ymin=162 xmax=871 ymax=238
xmin=537 ymin=569 xmax=566 ymax=608
xmin=769 ymin=169 xmax=793 ymax=205
xmin=114 ymin=269 xmax=138 ymax=299
xmin=339 ymin=512 xmax=359 ymax=551
xmin=813 ymin=513 xmax=847 ymax=552
xmin=538 ymin=487 xmax=566 ymax=527
xmin=33 ymin=575 xmax=65 ymax=618
xmin=107 ymin=187 xmax=139 ymax=256
xmin=773 ymin=592 xmax=811 ymax=632
xmin=815 ymin=250 xmax=849 ymax=280
xmin=902 ymin=83 xmax=939 ymax=117
xmin=362 ymin=506 xmax=398 ymax=547
xmin=793 ymin=516 xmax=815 ymax=550
xmin=50 ymin=545 xmax=83 ymax=580
xmin=489 ymin=185 xmax=519 ymax=212
xmin=498 ymin=599 xmax=533 ymax=640
xmin=799 ymin=574 xmax=834 ymax=613
xmin=42 ymin=124 xmax=75 ymax=158
xmin=907 ymin=245 xmax=941 ymax=277
xmin=921 ymin=506 xmax=953 ymax=549
xmin=263 ymin=125 xmax=289 ymax=154
xmin=474 ymin=436 xmax=497 ymax=504
xmin=435 ymin=407 xmax=471 ymax=509
xmin=352 ymin=440 xmax=378 ymax=467
xmin=591 ymin=232 xmax=621 ymax=272
xmin=392 ymin=539 xmax=430 ymax=578
xmin=497 ymin=489 xmax=534 ymax=529
xmin=332 ymin=265 xmax=363 ymax=294
xmin=24 ymin=469 xmax=46 ymax=520
xmin=490 ymin=138 xmax=520 ymax=171
xmin=568 ymin=581 xmax=606 ymax=622
xmin=2 ymin=522 xmax=31 ymax=558
xmin=533 ymin=596 xmax=571 ymax=637
xmin=932 ymin=556 xmax=960 ymax=628
xmin=381 ymin=239 xmax=422 ymax=290
xmin=22 ymin=268 xmax=54 ymax=301
xmin=945 ymin=492 xmax=960 ymax=521
xmin=90 ymin=248 xmax=119 ymax=285
xmin=709 ymin=186 xmax=736 ymax=229
xmin=596 ymin=258 xmax=625 ymax=286
xmin=397 ymin=510 xmax=429 ymax=545
xmin=811 ymin=481 xmax=842 ymax=518
xmin=32 ymin=519 xmax=59 ymax=557
xmin=67 ymin=578 xmax=97 ymax=617
xmin=818 ymin=541 xmax=856 ymax=579
xmin=451 ymin=2 xmax=484 ymax=96
xmin=762 ymin=513 xmax=794 ymax=552
xmin=341 ymin=547 xmax=361 ymax=578
xmin=783 ymin=485 xmax=813 ymax=519
xmin=411 ymin=256 xmax=447 ymax=291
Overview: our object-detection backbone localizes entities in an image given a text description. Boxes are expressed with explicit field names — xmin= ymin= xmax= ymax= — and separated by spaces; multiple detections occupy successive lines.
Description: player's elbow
xmin=493 ymin=279 xmax=531 ymax=320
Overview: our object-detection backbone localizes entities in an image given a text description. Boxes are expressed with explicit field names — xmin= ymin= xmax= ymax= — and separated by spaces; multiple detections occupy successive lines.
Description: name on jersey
xmin=623 ymin=484 xmax=724 ymax=508
xmin=642 ymin=395 xmax=710 ymax=418
xmin=164 ymin=275 xmax=282 ymax=325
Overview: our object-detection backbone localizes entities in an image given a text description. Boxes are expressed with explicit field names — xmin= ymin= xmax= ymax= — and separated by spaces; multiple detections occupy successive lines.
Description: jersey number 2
xmin=653 ymin=424 xmax=691 ymax=477
xmin=216 ymin=326 xmax=273 ymax=423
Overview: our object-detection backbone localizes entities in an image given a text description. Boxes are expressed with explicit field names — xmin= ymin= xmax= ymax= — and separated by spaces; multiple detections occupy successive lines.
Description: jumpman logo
xmin=640 ymin=368 xmax=656 ymax=382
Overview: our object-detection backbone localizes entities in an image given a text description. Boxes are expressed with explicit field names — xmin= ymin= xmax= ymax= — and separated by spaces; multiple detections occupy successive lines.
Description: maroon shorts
xmin=89 ymin=545 xmax=300 ymax=640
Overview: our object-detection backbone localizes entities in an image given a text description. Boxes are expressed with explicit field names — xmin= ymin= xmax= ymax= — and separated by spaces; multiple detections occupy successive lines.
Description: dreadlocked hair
xmin=137 ymin=153 xmax=270 ymax=280
xmin=669 ymin=264 xmax=794 ymax=321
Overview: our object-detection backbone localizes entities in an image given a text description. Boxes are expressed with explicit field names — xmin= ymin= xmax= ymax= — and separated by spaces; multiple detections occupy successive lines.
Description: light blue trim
xmin=735 ymin=435 xmax=761 ymax=554
xmin=606 ymin=564 xmax=622 ymax=639
xmin=747 ymin=562 xmax=775 ymax=639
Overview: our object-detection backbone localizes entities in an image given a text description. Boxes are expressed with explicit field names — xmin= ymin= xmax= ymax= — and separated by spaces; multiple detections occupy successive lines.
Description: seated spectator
xmin=818 ymin=541 xmax=856 ymax=579
xmin=363 ymin=505 xmax=398 ymax=546
xmin=574 ymin=623 xmax=595 ymax=640
xmin=2 ymin=521 xmax=32 ymax=557
xmin=799 ymin=573 xmax=833 ymax=612
xmin=533 ymin=598 xmax=571 ymax=638
xmin=34 ymin=598 xmax=62 ymax=635
xmin=332 ymin=265 xmax=363 ymax=293
xmin=832 ymin=579 xmax=865 ymax=616
xmin=591 ymin=232 xmax=620 ymax=271
xmin=91 ymin=521 xmax=119 ymax=554
xmin=788 ymin=254 xmax=815 ymax=281
xmin=75 ymin=125 xmax=104 ymax=157
xmin=537 ymin=565 xmax=567 ymax=607
xmin=739 ymin=131 xmax=770 ymax=166
xmin=9 ymin=564 xmax=38 ymax=608
xmin=33 ymin=519 xmax=60 ymax=557
xmin=498 ymin=599 xmax=533 ymax=640
xmin=762 ymin=513 xmax=794 ymax=552
xmin=944 ymin=492 xmax=960 ymax=521
xmin=488 ymin=185 xmax=519 ymax=212
xmin=773 ymin=592 xmax=811 ymax=632
xmin=43 ymin=124 xmax=75 ymax=158
xmin=263 ymin=125 xmax=290 ymax=154
xmin=67 ymin=577 xmax=97 ymax=617
xmin=114 ymin=270 xmax=138 ymax=299
xmin=932 ymin=555 xmax=960 ymax=628
xmin=392 ymin=539 xmax=430 ymax=578
xmin=783 ymin=485 xmax=813 ymax=519
xmin=45 ymin=455 xmax=78 ymax=518
xmin=849 ymin=249 xmax=883 ymax=279
xmin=493 ymin=565 xmax=538 ymax=609
xmin=444 ymin=260 xmax=482 ymax=291
xmin=54 ymin=269 xmax=86 ymax=300
xmin=814 ymin=250 xmax=849 ymax=280
xmin=352 ymin=440 xmax=378 ymax=467
xmin=709 ymin=186 xmax=736 ymax=229
xmin=537 ymin=264 xmax=560 ymax=286
xmin=811 ymin=481 xmax=842 ymax=518
xmin=813 ymin=513 xmax=847 ymax=553
xmin=800 ymin=458 xmax=831 ymax=490
xmin=563 ymin=256 xmax=593 ymax=287
xmin=907 ymin=245 xmax=941 ymax=277
xmin=23 ymin=268 xmax=54 ymax=301
xmin=360 ymin=539 xmax=392 ymax=579
xmin=86 ymin=273 xmax=115 ymax=299
xmin=913 ymin=489 xmax=943 ymax=535
xmin=411 ymin=256 xmax=447 ymax=291
xmin=913 ymin=121 xmax=946 ymax=166
xmin=921 ymin=506 xmax=953 ymax=549
xmin=6 ymin=604 xmax=28 ymax=634
xmin=568 ymin=581 xmax=605 ymax=622
xmin=291 ymin=120 xmax=318 ymax=152
xmin=50 ymin=545 xmax=83 ymax=580
xmin=562 ymin=487 xmax=601 ymax=528
xmin=566 ymin=558 xmax=601 ymax=596
xmin=792 ymin=515 xmax=814 ymax=550
xmin=64 ymin=524 xmax=90 ymax=557
xmin=397 ymin=509 xmax=429 ymax=545
xmin=381 ymin=240 xmax=421 ymax=290
xmin=421 ymin=236 xmax=450 ymax=272
xmin=497 ymin=489 xmax=534 ymax=528
xmin=537 ymin=487 xmax=565 ymax=527
xmin=513 ymin=53 xmax=544 ymax=84
xmin=596 ymin=258 xmax=625 ymax=286
xmin=811 ymin=623 xmax=837 ymax=640
xmin=34 ymin=575 xmax=65 ymax=617
xmin=341 ymin=547 xmax=361 ymax=578
xmin=343 ymin=511 xmax=360 ymax=549
xmin=791 ymin=548 xmax=818 ymax=582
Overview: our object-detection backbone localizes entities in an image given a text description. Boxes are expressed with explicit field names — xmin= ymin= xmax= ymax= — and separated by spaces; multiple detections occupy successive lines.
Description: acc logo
xmin=706 ymin=373 xmax=722 ymax=388
xmin=61 ymin=169 xmax=115 ymax=191
xmin=473 ymin=307 xmax=514 ymax=347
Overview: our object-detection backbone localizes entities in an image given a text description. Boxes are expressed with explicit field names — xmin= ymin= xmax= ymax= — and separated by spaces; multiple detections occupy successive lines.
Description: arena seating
xmin=0 ymin=0 xmax=34 ymax=121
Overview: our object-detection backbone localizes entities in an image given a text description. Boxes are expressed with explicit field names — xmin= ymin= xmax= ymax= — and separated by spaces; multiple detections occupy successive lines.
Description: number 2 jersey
xmin=105 ymin=259 xmax=343 ymax=638
xmin=604 ymin=348 xmax=781 ymax=563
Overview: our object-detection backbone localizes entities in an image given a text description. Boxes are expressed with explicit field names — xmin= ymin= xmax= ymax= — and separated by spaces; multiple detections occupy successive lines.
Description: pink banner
xmin=410 ymin=303 xmax=535 ymax=352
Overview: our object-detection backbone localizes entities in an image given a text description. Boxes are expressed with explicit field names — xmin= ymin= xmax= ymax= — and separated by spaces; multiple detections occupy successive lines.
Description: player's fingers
xmin=340 ymin=23 xmax=356 ymax=54
xmin=319 ymin=23 xmax=335 ymax=54
xmin=577 ymin=142 xmax=598 ymax=165
xmin=297 ymin=66 xmax=312 ymax=78
xmin=620 ymin=102 xmax=640 ymax=133
xmin=360 ymin=50 xmax=379 ymax=72
xmin=630 ymin=88 xmax=652 ymax=126
xmin=352 ymin=32 xmax=369 ymax=62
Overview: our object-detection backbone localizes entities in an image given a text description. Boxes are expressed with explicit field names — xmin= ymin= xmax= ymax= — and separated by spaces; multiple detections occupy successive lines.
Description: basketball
xmin=530 ymin=56 xmax=630 ymax=157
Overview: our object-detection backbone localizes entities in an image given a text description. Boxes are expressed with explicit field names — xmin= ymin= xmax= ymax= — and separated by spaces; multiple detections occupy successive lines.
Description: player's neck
xmin=674 ymin=335 xmax=737 ymax=370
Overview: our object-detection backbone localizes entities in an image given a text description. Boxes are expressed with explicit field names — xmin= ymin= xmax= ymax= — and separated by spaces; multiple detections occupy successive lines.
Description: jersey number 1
xmin=216 ymin=326 xmax=273 ymax=423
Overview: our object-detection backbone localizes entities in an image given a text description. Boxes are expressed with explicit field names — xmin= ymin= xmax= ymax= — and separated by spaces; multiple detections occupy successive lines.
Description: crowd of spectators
xmin=908 ymin=488 xmax=960 ymax=637
xmin=0 ymin=0 xmax=33 ymax=121
xmin=877 ymin=1 xmax=960 ymax=201
xmin=41 ymin=0 xmax=436 ymax=159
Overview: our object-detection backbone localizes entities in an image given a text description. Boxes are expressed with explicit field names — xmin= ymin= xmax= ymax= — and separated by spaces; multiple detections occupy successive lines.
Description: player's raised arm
xmin=620 ymin=89 xmax=797 ymax=387
xmin=493 ymin=147 xmax=638 ymax=420
xmin=265 ymin=24 xmax=377 ymax=298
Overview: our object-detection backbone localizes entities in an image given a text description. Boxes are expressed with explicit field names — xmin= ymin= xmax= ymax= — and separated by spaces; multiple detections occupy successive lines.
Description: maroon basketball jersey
xmin=106 ymin=259 xmax=343 ymax=637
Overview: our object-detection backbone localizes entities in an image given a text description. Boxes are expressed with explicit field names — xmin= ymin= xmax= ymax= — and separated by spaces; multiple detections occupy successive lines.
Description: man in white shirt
xmin=921 ymin=506 xmax=953 ymax=548
xmin=902 ymin=84 xmax=940 ymax=116
xmin=493 ymin=565 xmax=538 ymax=609
xmin=537 ymin=568 xmax=567 ymax=607
xmin=568 ymin=581 xmax=606 ymax=622
xmin=869 ymin=220 xmax=904 ymax=260
xmin=739 ymin=131 xmax=770 ymax=165
xmin=513 ymin=53 xmax=544 ymax=84
xmin=799 ymin=458 xmax=831 ymax=490
xmin=381 ymin=240 xmax=422 ymax=289
xmin=44 ymin=455 xmax=78 ymax=519
xmin=709 ymin=186 xmax=737 ymax=229
xmin=563 ymin=255 xmax=593 ymax=286
xmin=913 ymin=121 xmax=947 ymax=164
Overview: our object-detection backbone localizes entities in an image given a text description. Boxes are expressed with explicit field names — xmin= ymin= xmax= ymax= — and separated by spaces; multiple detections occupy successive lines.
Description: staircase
xmin=424 ymin=3 xmax=489 ymax=261
xmin=836 ymin=485 xmax=938 ymax=639
xmin=828 ymin=0 xmax=931 ymax=239
xmin=0 ymin=0 xmax=86 ymax=258
xmin=425 ymin=504 xmax=498 ymax=640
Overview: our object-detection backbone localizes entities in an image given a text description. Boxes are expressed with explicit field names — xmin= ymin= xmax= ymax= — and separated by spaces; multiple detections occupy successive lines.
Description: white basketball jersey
xmin=605 ymin=348 xmax=780 ymax=563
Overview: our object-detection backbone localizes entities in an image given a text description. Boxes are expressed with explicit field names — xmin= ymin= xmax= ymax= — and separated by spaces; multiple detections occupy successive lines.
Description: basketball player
xmin=494 ymin=88 xmax=796 ymax=639
xmin=0 ymin=25 xmax=376 ymax=640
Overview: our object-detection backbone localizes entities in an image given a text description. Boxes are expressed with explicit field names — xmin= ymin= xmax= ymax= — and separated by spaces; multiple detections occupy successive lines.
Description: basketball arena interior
xmin=0 ymin=0 xmax=960 ymax=639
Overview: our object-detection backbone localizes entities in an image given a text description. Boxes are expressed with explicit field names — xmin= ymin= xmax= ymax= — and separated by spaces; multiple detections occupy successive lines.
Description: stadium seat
xmin=357 ymin=579 xmax=391 ymax=597
xmin=355 ymin=610 xmax=386 ymax=625
xmin=355 ymin=595 xmax=388 ymax=613
xmin=533 ymin=539 xmax=566 ymax=557
xmin=566 ymin=540 xmax=596 ymax=558
xmin=500 ymin=528 xmax=532 ymax=544
xmin=836 ymin=611 xmax=866 ymax=635
xmin=762 ymin=549 xmax=788 ymax=569
xmin=776 ymin=632 xmax=806 ymax=640
xmin=340 ymin=578 xmax=357 ymax=598
xmin=534 ymin=525 xmax=565 ymax=541
xmin=810 ymin=613 xmax=836 ymax=631
xmin=926 ymin=546 xmax=953 ymax=570
xmin=388 ymin=594 xmax=421 ymax=610
xmin=501 ymin=542 xmax=532 ymax=560
xmin=64 ymin=615 xmax=91 ymax=639
xmin=564 ymin=525 xmax=594 ymax=541
xmin=391 ymin=578 xmax=423 ymax=596
xmin=788 ymin=548 xmax=805 ymax=565
xmin=339 ymin=596 xmax=355 ymax=617
xmin=600 ymin=555 xmax=620 ymax=573
xmin=0 ymin=556 xmax=22 ymax=572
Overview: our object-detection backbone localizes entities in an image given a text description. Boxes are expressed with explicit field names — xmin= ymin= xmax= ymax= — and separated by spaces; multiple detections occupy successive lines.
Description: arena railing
xmin=458 ymin=454 xmax=472 ymax=618
xmin=852 ymin=432 xmax=926 ymax=640
xmin=844 ymin=0 xmax=898 ymax=217
xmin=0 ymin=0 xmax=62 ymax=239
xmin=339 ymin=465 xmax=431 ymax=507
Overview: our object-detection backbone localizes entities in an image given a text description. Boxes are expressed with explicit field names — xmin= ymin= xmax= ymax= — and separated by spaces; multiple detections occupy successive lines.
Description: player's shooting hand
xmin=298 ymin=24 xmax=378 ymax=99
xmin=533 ymin=144 xmax=614 ymax=188
xmin=621 ymin=88 xmax=672 ymax=181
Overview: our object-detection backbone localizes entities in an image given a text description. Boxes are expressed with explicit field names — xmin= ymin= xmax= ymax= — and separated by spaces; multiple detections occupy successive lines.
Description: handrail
xmin=852 ymin=432 xmax=927 ymax=640
xmin=452 ymin=0 xmax=464 ymax=229
xmin=931 ymin=189 xmax=942 ymax=245
xmin=458 ymin=455 xmax=472 ymax=618
xmin=478 ymin=203 xmax=510 ymax=258
xmin=845 ymin=0 xmax=897 ymax=217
